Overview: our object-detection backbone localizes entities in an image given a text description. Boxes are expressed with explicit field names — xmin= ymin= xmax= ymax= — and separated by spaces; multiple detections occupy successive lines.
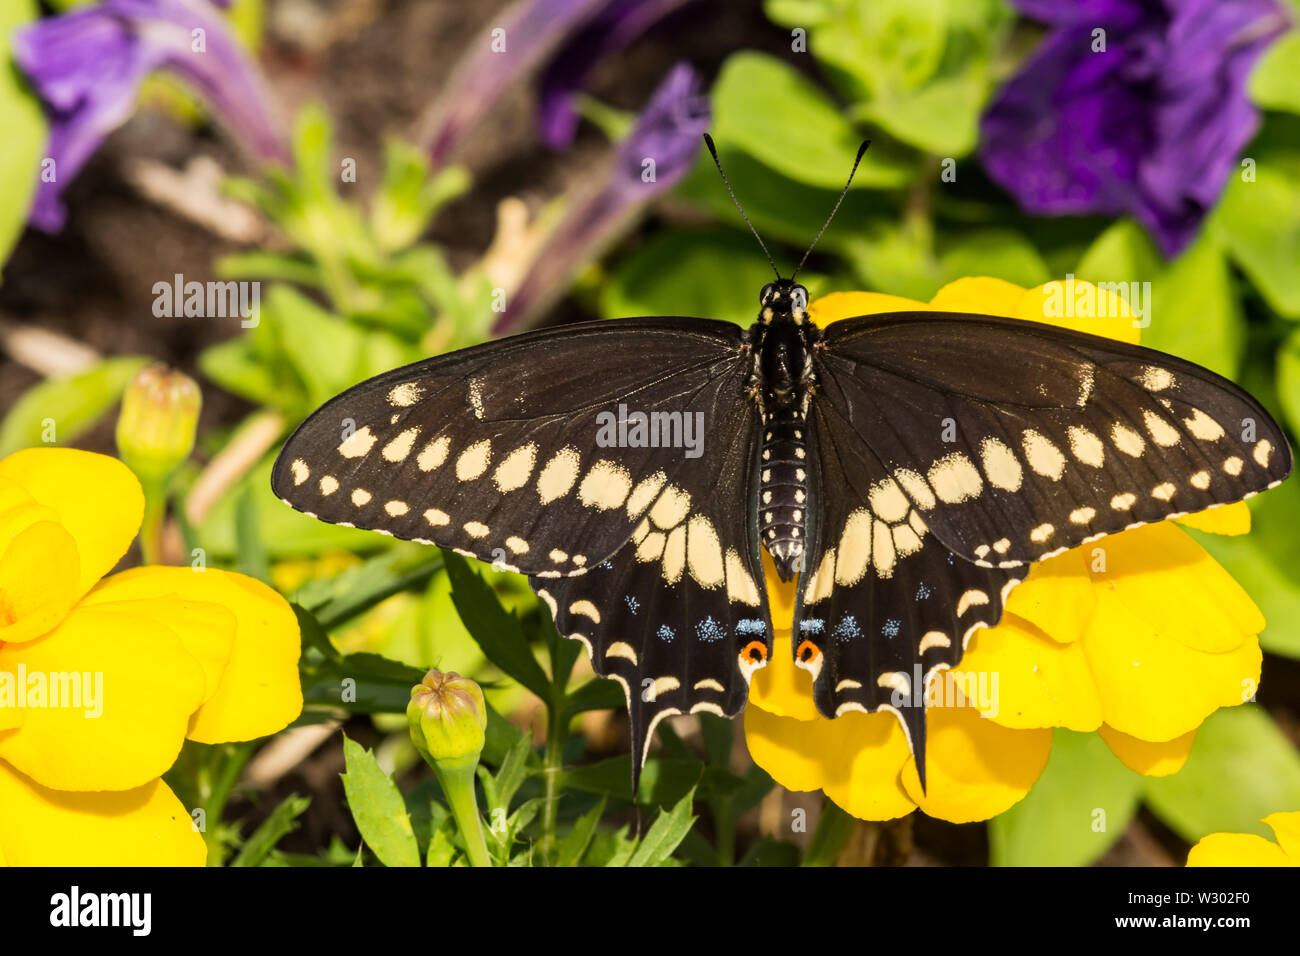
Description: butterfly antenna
xmin=703 ymin=133 xmax=781 ymax=280
xmin=791 ymin=139 xmax=871 ymax=280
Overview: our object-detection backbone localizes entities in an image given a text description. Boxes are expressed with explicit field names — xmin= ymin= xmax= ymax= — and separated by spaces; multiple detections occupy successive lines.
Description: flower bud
xmin=407 ymin=669 xmax=487 ymax=770
xmin=115 ymin=364 xmax=201 ymax=481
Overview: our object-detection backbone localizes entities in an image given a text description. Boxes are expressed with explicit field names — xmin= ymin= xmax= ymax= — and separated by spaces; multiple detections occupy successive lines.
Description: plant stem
xmin=138 ymin=478 xmax=168 ymax=566
xmin=541 ymin=703 xmax=565 ymax=865
xmin=436 ymin=760 xmax=492 ymax=867
xmin=203 ymin=741 xmax=256 ymax=866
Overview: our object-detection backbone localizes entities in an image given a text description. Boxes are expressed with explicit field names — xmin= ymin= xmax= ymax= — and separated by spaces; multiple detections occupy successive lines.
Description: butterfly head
xmin=760 ymin=279 xmax=809 ymax=325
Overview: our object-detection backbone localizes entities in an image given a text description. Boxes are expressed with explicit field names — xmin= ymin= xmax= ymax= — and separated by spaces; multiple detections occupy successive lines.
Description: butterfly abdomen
xmin=759 ymin=407 xmax=808 ymax=580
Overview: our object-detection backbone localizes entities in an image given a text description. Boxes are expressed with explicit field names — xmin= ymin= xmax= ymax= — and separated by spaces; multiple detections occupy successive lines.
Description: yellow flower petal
xmin=928 ymin=277 xmax=1026 ymax=317
xmin=0 ymin=760 xmax=204 ymax=866
xmin=1263 ymin=811 xmax=1300 ymax=860
xmin=1187 ymin=832 xmax=1295 ymax=867
xmin=744 ymin=705 xmax=916 ymax=821
xmin=0 ymin=521 xmax=79 ymax=644
xmin=954 ymin=615 xmax=1102 ymax=731
xmin=81 ymin=567 xmax=302 ymax=743
xmin=0 ymin=449 xmax=144 ymax=600
xmin=0 ymin=603 xmax=206 ymax=791
xmin=808 ymin=291 xmax=930 ymax=326
xmin=749 ymin=632 xmax=820 ymax=720
xmin=900 ymin=706 xmax=1053 ymax=823
xmin=1098 ymin=723 xmax=1196 ymax=776
xmin=1014 ymin=282 xmax=1142 ymax=344
xmin=1176 ymin=501 xmax=1251 ymax=536
xmin=1082 ymin=583 xmax=1260 ymax=742
xmin=77 ymin=594 xmax=235 ymax=704
xmin=1094 ymin=522 xmax=1263 ymax=654
xmin=1005 ymin=548 xmax=1095 ymax=645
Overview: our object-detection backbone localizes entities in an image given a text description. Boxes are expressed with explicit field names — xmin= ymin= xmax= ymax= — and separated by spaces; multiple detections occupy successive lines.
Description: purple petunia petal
xmin=981 ymin=0 xmax=1289 ymax=257
xmin=536 ymin=0 xmax=695 ymax=150
xmin=15 ymin=0 xmax=286 ymax=232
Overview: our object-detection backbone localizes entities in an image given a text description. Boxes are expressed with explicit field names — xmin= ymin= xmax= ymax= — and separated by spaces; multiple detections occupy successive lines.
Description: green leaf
xmin=585 ymin=825 xmax=637 ymax=866
xmin=602 ymin=229 xmax=803 ymax=326
xmin=339 ymin=736 xmax=421 ymax=867
xmin=989 ymin=730 xmax=1142 ymax=867
xmin=302 ymin=650 xmax=425 ymax=714
xmin=556 ymin=797 xmax=606 ymax=867
xmin=230 ymin=794 xmax=312 ymax=867
xmin=626 ymin=787 xmax=697 ymax=866
xmin=491 ymin=730 xmax=534 ymax=813
xmin=294 ymin=545 xmax=445 ymax=628
xmin=1250 ymin=31 xmax=1300 ymax=114
xmin=738 ymin=838 xmax=801 ymax=866
xmin=937 ymin=228 xmax=1050 ymax=290
xmin=0 ymin=356 xmax=148 ymax=457
xmin=710 ymin=52 xmax=913 ymax=191
xmin=426 ymin=820 xmax=459 ymax=867
xmin=1143 ymin=705 xmax=1300 ymax=846
xmin=561 ymin=677 xmax=625 ymax=718
xmin=0 ymin=0 xmax=46 ymax=271
xmin=1190 ymin=477 xmax=1300 ymax=659
xmin=443 ymin=552 xmax=552 ymax=701
xmin=1277 ymin=324 xmax=1300 ymax=439
xmin=801 ymin=799 xmax=854 ymax=866
xmin=1210 ymin=116 xmax=1300 ymax=319
xmin=765 ymin=0 xmax=1012 ymax=155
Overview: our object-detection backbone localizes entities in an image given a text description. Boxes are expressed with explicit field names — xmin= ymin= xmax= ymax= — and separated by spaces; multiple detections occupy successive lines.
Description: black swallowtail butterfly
xmin=273 ymin=137 xmax=1292 ymax=789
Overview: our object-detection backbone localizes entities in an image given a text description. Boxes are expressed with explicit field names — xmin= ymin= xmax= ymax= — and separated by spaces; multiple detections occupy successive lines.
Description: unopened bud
xmin=115 ymin=364 xmax=201 ymax=481
xmin=407 ymin=669 xmax=487 ymax=770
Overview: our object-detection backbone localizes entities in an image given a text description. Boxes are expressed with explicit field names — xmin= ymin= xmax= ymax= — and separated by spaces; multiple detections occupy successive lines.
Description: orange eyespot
xmin=796 ymin=640 xmax=821 ymax=664
xmin=741 ymin=640 xmax=768 ymax=664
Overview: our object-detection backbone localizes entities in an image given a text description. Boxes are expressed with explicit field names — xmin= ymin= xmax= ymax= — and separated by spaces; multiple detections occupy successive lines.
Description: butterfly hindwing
xmin=532 ymin=374 xmax=771 ymax=780
xmin=273 ymin=317 xmax=750 ymax=576
xmin=817 ymin=312 xmax=1292 ymax=568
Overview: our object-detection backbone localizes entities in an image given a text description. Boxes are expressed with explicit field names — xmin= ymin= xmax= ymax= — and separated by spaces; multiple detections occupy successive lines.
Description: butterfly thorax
xmin=749 ymin=280 xmax=817 ymax=581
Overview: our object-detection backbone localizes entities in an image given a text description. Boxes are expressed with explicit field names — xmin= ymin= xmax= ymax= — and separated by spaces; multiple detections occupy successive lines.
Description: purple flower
xmin=416 ymin=0 xmax=694 ymax=165
xmin=15 ymin=0 xmax=287 ymax=232
xmin=494 ymin=63 xmax=709 ymax=332
xmin=980 ymin=0 xmax=1289 ymax=257
xmin=537 ymin=0 xmax=694 ymax=149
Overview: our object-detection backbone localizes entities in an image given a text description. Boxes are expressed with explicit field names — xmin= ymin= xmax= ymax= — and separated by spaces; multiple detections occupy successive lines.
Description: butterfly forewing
xmin=817 ymin=312 xmax=1292 ymax=568
xmin=273 ymin=317 xmax=749 ymax=576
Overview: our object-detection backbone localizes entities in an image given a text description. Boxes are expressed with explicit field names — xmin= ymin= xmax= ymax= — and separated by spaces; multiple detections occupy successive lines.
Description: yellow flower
xmin=1187 ymin=811 xmax=1300 ymax=866
xmin=0 ymin=448 xmax=301 ymax=865
xmin=745 ymin=277 xmax=1263 ymax=823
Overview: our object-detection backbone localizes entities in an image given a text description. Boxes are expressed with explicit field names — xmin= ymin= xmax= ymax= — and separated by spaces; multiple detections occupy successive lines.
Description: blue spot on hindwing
xmin=882 ymin=618 xmax=901 ymax=639
xmin=657 ymin=624 xmax=675 ymax=643
xmin=736 ymin=618 xmax=766 ymax=636
xmin=799 ymin=618 xmax=825 ymax=634
xmin=915 ymin=583 xmax=932 ymax=601
xmin=832 ymin=615 xmax=862 ymax=643
xmin=696 ymin=616 xmax=726 ymax=642
xmin=625 ymin=595 xmax=640 ymax=614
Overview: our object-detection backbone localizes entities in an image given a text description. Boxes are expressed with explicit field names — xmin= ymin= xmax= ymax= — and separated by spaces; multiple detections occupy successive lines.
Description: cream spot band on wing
xmin=493 ymin=443 xmax=537 ymax=493
xmin=1110 ymin=422 xmax=1145 ymax=457
xmin=568 ymin=600 xmax=600 ymax=622
xmin=338 ymin=427 xmax=377 ymax=458
xmin=417 ymin=435 xmax=450 ymax=472
xmin=980 ymin=438 xmax=1023 ymax=491
xmin=537 ymin=447 xmax=581 ymax=503
xmin=686 ymin=515 xmax=725 ymax=588
xmin=578 ymin=460 xmax=633 ymax=510
xmin=319 ymin=475 xmax=339 ymax=495
xmin=605 ymin=642 xmax=637 ymax=664
xmin=455 ymin=439 xmax=492 ymax=481
xmin=291 ymin=459 xmax=310 ymax=485
xmin=928 ymin=453 xmax=983 ymax=503
xmin=1022 ymin=430 xmax=1065 ymax=480
xmin=351 ymin=488 xmax=372 ymax=506
xmin=382 ymin=427 xmax=420 ymax=462
xmin=1184 ymin=408 xmax=1225 ymax=441
xmin=1067 ymin=426 xmax=1105 ymax=467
